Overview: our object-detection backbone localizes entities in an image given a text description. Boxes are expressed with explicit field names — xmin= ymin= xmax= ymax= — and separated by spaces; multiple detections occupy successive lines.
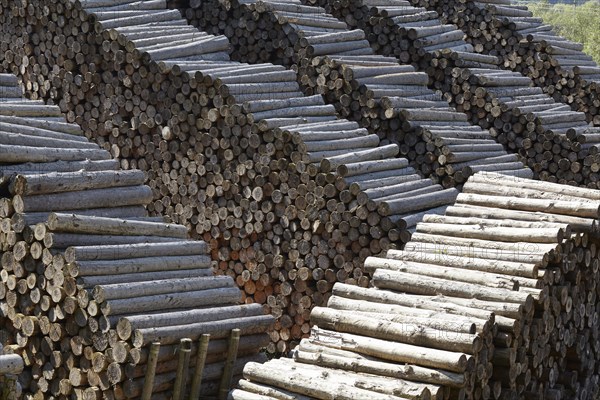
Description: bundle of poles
xmin=417 ymin=0 xmax=600 ymax=126
xmin=172 ymin=0 xmax=532 ymax=188
xmin=286 ymin=0 xmax=600 ymax=188
xmin=230 ymin=171 xmax=600 ymax=400
xmin=0 ymin=73 xmax=274 ymax=398
xmin=0 ymin=0 xmax=461 ymax=355
xmin=430 ymin=58 xmax=600 ymax=187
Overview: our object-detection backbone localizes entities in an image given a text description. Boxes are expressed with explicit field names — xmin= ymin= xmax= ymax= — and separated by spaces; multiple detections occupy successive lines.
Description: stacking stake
xmin=141 ymin=342 xmax=160 ymax=400
xmin=218 ymin=329 xmax=241 ymax=400
xmin=189 ymin=334 xmax=211 ymax=400
xmin=173 ymin=338 xmax=193 ymax=400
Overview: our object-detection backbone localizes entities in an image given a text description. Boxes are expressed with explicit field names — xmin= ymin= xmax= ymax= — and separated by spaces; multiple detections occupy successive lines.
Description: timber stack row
xmin=0 ymin=0 xmax=458 ymax=353
xmin=0 ymin=73 xmax=274 ymax=398
xmin=303 ymin=0 xmax=600 ymax=188
xmin=422 ymin=0 xmax=600 ymax=126
xmin=436 ymin=62 xmax=600 ymax=187
xmin=173 ymin=0 xmax=532 ymax=188
xmin=229 ymin=171 xmax=600 ymax=400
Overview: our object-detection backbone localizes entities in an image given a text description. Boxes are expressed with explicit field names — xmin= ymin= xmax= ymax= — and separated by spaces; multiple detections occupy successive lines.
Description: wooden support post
xmin=189 ymin=334 xmax=211 ymax=400
xmin=173 ymin=338 xmax=193 ymax=400
xmin=141 ymin=342 xmax=160 ymax=400
xmin=218 ymin=329 xmax=241 ymax=400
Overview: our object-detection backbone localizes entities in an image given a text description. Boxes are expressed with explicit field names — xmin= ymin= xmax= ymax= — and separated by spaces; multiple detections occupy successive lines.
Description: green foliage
xmin=527 ymin=0 xmax=600 ymax=64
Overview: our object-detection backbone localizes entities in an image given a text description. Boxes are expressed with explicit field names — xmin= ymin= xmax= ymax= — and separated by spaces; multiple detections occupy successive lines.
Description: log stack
xmin=230 ymin=171 xmax=600 ymax=400
xmin=175 ymin=0 xmax=532 ymax=188
xmin=305 ymin=0 xmax=471 ymax=71
xmin=0 ymin=73 xmax=274 ymax=398
xmin=1 ymin=0 xmax=457 ymax=353
xmin=426 ymin=0 xmax=600 ymax=126
xmin=304 ymin=0 xmax=600 ymax=188
xmin=442 ymin=62 xmax=600 ymax=187
xmin=78 ymin=0 xmax=458 ymax=353
xmin=173 ymin=0 xmax=375 ymax=66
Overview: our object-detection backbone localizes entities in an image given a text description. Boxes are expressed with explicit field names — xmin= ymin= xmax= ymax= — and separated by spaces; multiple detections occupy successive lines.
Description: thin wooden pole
xmin=189 ymin=334 xmax=211 ymax=400
xmin=218 ymin=329 xmax=241 ymax=400
xmin=173 ymin=338 xmax=193 ymax=400
xmin=141 ymin=342 xmax=160 ymax=400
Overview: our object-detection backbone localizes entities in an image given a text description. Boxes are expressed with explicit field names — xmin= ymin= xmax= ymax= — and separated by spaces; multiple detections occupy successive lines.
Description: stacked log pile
xmin=0 ymin=1 xmax=457 ymax=352
xmin=0 ymin=74 xmax=274 ymax=398
xmin=423 ymin=0 xmax=600 ymax=126
xmin=174 ymin=0 xmax=375 ymax=65
xmin=230 ymin=171 xmax=600 ymax=400
xmin=74 ymin=1 xmax=460 ymax=353
xmin=174 ymin=0 xmax=532 ymax=188
xmin=304 ymin=0 xmax=600 ymax=188
xmin=442 ymin=63 xmax=600 ymax=187
xmin=305 ymin=0 xmax=471 ymax=71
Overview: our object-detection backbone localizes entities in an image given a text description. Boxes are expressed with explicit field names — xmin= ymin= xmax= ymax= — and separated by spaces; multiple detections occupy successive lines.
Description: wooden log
xmin=326 ymin=295 xmax=489 ymax=333
xmin=456 ymin=193 xmax=600 ymax=219
xmin=0 ymin=159 xmax=118 ymax=175
xmin=377 ymin=188 xmax=459 ymax=216
xmin=9 ymin=170 xmax=146 ymax=196
xmin=64 ymin=241 xmax=209 ymax=262
xmin=0 ymin=144 xmax=110 ymax=163
xmin=113 ymin=304 xmax=265 ymax=341
xmin=364 ymin=256 xmax=529 ymax=289
xmin=78 ymin=268 xmax=213 ymax=289
xmin=307 ymin=327 xmax=471 ymax=373
xmin=294 ymin=343 xmax=465 ymax=387
xmin=442 ymin=204 xmax=596 ymax=232
xmin=228 ymin=389 xmax=276 ymax=400
xmin=372 ymin=269 xmax=531 ymax=304
xmin=100 ymin=286 xmax=242 ymax=316
xmin=468 ymin=172 xmax=600 ymax=200
xmin=47 ymin=213 xmax=188 ymax=238
xmin=136 ymin=315 xmax=274 ymax=346
xmin=0 ymin=354 xmax=24 ymax=374
xmin=69 ymin=255 xmax=211 ymax=277
xmin=44 ymin=233 xmax=181 ymax=249
xmin=13 ymin=186 xmax=154 ymax=213
xmin=93 ymin=275 xmax=235 ymax=303
xmin=410 ymin=222 xmax=562 ymax=244
xmin=241 ymin=360 xmax=426 ymax=399
xmin=236 ymin=380 xmax=312 ymax=400
xmin=310 ymin=307 xmax=481 ymax=353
